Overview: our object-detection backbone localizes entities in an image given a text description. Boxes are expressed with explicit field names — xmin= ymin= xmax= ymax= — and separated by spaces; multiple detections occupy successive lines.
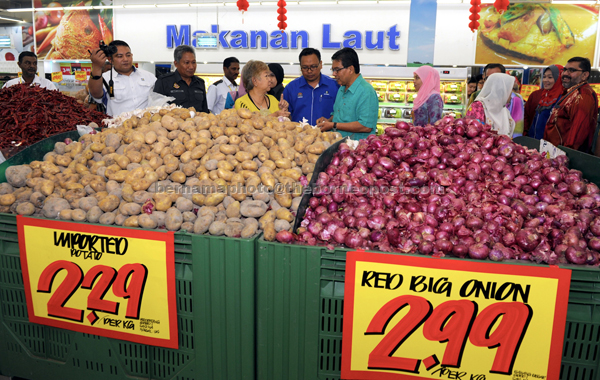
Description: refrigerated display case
xmin=361 ymin=67 xmax=468 ymax=135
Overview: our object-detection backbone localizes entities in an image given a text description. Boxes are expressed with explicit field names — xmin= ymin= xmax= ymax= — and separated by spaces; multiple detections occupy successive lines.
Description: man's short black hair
xmin=484 ymin=63 xmax=506 ymax=75
xmin=299 ymin=48 xmax=321 ymax=62
xmin=109 ymin=40 xmax=130 ymax=49
xmin=568 ymin=57 xmax=591 ymax=73
xmin=174 ymin=45 xmax=195 ymax=62
xmin=18 ymin=51 xmax=37 ymax=63
xmin=331 ymin=47 xmax=360 ymax=74
xmin=223 ymin=57 xmax=239 ymax=68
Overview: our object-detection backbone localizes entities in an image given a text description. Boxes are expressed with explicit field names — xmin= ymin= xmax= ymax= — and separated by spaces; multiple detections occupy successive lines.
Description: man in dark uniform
xmin=154 ymin=45 xmax=209 ymax=113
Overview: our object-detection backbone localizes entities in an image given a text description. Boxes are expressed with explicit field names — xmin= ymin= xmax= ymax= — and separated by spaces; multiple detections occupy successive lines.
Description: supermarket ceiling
xmin=0 ymin=0 xmax=32 ymax=25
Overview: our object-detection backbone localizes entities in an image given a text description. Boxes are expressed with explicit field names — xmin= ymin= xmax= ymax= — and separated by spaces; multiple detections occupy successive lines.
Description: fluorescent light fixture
xmin=523 ymin=66 xmax=528 ymax=70
xmin=259 ymin=1 xmax=278 ymax=5
xmin=123 ymin=4 xmax=156 ymax=8
xmin=223 ymin=2 xmax=238 ymax=5
xmin=298 ymin=1 xmax=338 ymax=4
xmin=65 ymin=6 xmax=90 ymax=9
xmin=92 ymin=5 xmax=121 ymax=8
xmin=191 ymin=2 xmax=223 ymax=6
xmin=5 ymin=8 xmax=33 ymax=12
xmin=0 ymin=15 xmax=26 ymax=22
xmin=150 ymin=61 xmax=154 ymax=63
xmin=338 ymin=0 xmax=374 ymax=4
xmin=44 ymin=6 xmax=64 ymax=10
xmin=156 ymin=3 xmax=190 ymax=7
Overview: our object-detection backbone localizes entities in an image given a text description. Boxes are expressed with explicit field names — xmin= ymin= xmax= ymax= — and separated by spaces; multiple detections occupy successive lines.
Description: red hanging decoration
xmin=469 ymin=0 xmax=481 ymax=33
xmin=237 ymin=0 xmax=249 ymax=12
xmin=277 ymin=0 xmax=287 ymax=31
xmin=493 ymin=0 xmax=509 ymax=14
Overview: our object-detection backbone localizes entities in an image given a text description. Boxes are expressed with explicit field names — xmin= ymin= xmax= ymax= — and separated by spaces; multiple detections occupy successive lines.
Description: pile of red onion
xmin=285 ymin=116 xmax=600 ymax=266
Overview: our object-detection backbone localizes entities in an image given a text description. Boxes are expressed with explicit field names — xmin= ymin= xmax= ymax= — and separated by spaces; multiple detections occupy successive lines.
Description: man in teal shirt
xmin=316 ymin=48 xmax=378 ymax=140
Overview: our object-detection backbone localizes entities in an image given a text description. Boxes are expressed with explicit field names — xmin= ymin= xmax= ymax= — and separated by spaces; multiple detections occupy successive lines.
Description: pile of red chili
xmin=0 ymin=84 xmax=106 ymax=156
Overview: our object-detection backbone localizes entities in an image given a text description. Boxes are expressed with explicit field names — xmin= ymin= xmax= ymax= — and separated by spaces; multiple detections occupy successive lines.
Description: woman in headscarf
xmin=466 ymin=73 xmax=516 ymax=136
xmin=524 ymin=65 xmax=563 ymax=140
xmin=508 ymin=76 xmax=525 ymax=137
xmin=412 ymin=66 xmax=443 ymax=126
xmin=267 ymin=63 xmax=285 ymax=101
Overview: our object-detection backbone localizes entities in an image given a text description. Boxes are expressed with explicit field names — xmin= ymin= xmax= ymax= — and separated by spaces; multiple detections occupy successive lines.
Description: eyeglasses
xmin=331 ymin=66 xmax=348 ymax=74
xmin=564 ymin=67 xmax=584 ymax=74
xmin=301 ymin=65 xmax=320 ymax=72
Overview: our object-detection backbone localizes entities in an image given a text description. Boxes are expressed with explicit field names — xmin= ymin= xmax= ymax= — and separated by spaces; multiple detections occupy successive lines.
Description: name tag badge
xmin=173 ymin=83 xmax=180 ymax=89
xmin=297 ymin=92 xmax=303 ymax=99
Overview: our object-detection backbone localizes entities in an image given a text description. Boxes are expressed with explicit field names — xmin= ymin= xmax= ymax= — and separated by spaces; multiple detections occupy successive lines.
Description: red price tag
xmin=17 ymin=216 xmax=178 ymax=349
xmin=341 ymin=251 xmax=571 ymax=380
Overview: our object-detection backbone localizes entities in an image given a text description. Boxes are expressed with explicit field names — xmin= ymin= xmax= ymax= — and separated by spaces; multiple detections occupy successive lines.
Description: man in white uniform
xmin=207 ymin=57 xmax=240 ymax=114
xmin=2 ymin=52 xmax=57 ymax=90
xmin=89 ymin=40 xmax=156 ymax=117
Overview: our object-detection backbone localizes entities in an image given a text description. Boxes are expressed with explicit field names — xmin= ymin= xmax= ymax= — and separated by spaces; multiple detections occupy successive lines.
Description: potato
xmin=193 ymin=211 xmax=215 ymax=234
xmin=291 ymin=197 xmax=301 ymax=212
xmin=42 ymin=198 xmax=71 ymax=218
xmin=165 ymin=208 xmax=183 ymax=231
xmin=275 ymin=192 xmax=293 ymax=208
xmin=241 ymin=222 xmax=258 ymax=238
xmin=176 ymin=197 xmax=194 ymax=212
xmin=16 ymin=202 xmax=35 ymax=216
xmin=86 ymin=206 xmax=103 ymax=223
xmin=260 ymin=173 xmax=276 ymax=188
xmin=138 ymin=214 xmax=158 ymax=229
xmin=274 ymin=219 xmax=291 ymax=232
xmin=58 ymin=209 xmax=73 ymax=220
xmin=276 ymin=208 xmax=294 ymax=222
xmin=0 ymin=183 xmax=14 ymax=195
xmin=0 ymin=194 xmax=16 ymax=206
xmin=182 ymin=211 xmax=197 ymax=223
xmin=263 ymin=222 xmax=276 ymax=241
xmin=240 ymin=200 xmax=268 ymax=218
xmin=71 ymin=195 xmax=95 ymax=212
xmin=224 ymin=222 xmax=244 ymax=238
xmin=275 ymin=158 xmax=292 ymax=169
xmin=204 ymin=193 xmax=226 ymax=207
xmin=280 ymin=169 xmax=302 ymax=181
xmin=154 ymin=193 xmax=173 ymax=211
xmin=170 ymin=171 xmax=186 ymax=184
xmin=258 ymin=210 xmax=276 ymax=229
xmin=237 ymin=108 xmax=253 ymax=119
xmin=226 ymin=201 xmax=241 ymax=218
xmin=123 ymin=216 xmax=139 ymax=228
xmin=71 ymin=209 xmax=87 ymax=222
xmin=161 ymin=115 xmax=179 ymax=131
xmin=5 ymin=165 xmax=32 ymax=187
xmin=302 ymin=162 xmax=315 ymax=175
xmin=98 ymin=195 xmax=120 ymax=212
xmin=208 ymin=221 xmax=226 ymax=236
xmin=120 ymin=202 xmax=142 ymax=216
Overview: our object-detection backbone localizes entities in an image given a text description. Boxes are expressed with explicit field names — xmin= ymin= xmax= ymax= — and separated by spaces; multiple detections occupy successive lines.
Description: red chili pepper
xmin=0 ymin=84 xmax=106 ymax=151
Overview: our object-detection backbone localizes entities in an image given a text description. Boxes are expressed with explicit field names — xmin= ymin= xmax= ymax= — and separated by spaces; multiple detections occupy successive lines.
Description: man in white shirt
xmin=89 ymin=40 xmax=156 ymax=117
xmin=207 ymin=57 xmax=240 ymax=114
xmin=2 ymin=52 xmax=57 ymax=90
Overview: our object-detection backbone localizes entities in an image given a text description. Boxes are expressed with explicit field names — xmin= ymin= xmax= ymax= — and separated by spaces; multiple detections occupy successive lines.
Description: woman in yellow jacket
xmin=235 ymin=60 xmax=289 ymax=118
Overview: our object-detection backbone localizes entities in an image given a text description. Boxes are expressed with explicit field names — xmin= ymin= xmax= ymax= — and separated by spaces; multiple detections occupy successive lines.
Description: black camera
xmin=99 ymin=40 xmax=118 ymax=57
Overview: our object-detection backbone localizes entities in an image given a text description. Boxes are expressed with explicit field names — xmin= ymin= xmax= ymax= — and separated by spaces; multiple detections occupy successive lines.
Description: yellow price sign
xmin=17 ymin=216 xmax=178 ymax=349
xmin=51 ymin=71 xmax=63 ymax=83
xmin=74 ymin=70 xmax=87 ymax=81
xmin=342 ymin=251 xmax=571 ymax=380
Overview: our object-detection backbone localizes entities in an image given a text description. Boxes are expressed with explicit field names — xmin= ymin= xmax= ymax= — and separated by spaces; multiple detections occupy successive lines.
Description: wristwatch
xmin=333 ymin=122 xmax=337 ymax=132
xmin=90 ymin=75 xmax=102 ymax=80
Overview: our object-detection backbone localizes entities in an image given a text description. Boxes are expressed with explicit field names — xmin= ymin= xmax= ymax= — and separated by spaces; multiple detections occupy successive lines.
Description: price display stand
xmin=0 ymin=213 xmax=256 ymax=380
xmin=256 ymin=236 xmax=600 ymax=380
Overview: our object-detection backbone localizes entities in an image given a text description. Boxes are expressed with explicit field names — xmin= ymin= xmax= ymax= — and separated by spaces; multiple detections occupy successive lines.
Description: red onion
xmin=469 ymin=244 xmax=490 ymax=260
xmin=276 ymin=231 xmax=294 ymax=243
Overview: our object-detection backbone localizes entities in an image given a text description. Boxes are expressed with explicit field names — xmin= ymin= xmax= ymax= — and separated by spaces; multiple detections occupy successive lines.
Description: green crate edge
xmin=256 ymin=237 xmax=600 ymax=380
xmin=0 ymin=212 xmax=257 ymax=380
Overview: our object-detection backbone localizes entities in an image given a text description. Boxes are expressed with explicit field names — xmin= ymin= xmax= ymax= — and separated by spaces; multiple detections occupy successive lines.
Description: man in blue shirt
xmin=316 ymin=48 xmax=378 ymax=140
xmin=283 ymin=48 xmax=339 ymax=126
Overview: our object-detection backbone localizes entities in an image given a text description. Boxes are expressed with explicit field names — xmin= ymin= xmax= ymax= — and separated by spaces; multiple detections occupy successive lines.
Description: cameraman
xmin=89 ymin=40 xmax=156 ymax=117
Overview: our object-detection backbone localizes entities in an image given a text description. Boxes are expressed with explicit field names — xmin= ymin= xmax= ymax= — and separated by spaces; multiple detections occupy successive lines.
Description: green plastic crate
xmin=0 ymin=213 xmax=256 ymax=380
xmin=0 ymin=131 xmax=80 ymax=184
xmin=256 ymin=237 xmax=600 ymax=380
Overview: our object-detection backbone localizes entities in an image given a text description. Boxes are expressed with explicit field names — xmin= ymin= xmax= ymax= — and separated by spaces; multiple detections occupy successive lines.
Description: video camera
xmin=99 ymin=40 xmax=117 ymax=57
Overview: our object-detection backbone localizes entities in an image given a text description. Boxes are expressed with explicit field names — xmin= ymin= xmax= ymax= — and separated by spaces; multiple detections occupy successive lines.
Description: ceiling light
xmin=156 ymin=3 xmax=190 ymax=7
xmin=0 ymin=15 xmax=26 ymax=22
xmin=5 ymin=8 xmax=33 ymax=12
xmin=123 ymin=4 xmax=156 ymax=8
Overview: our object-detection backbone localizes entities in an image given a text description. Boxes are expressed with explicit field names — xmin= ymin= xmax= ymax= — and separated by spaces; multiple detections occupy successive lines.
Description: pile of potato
xmin=0 ymin=107 xmax=340 ymax=240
